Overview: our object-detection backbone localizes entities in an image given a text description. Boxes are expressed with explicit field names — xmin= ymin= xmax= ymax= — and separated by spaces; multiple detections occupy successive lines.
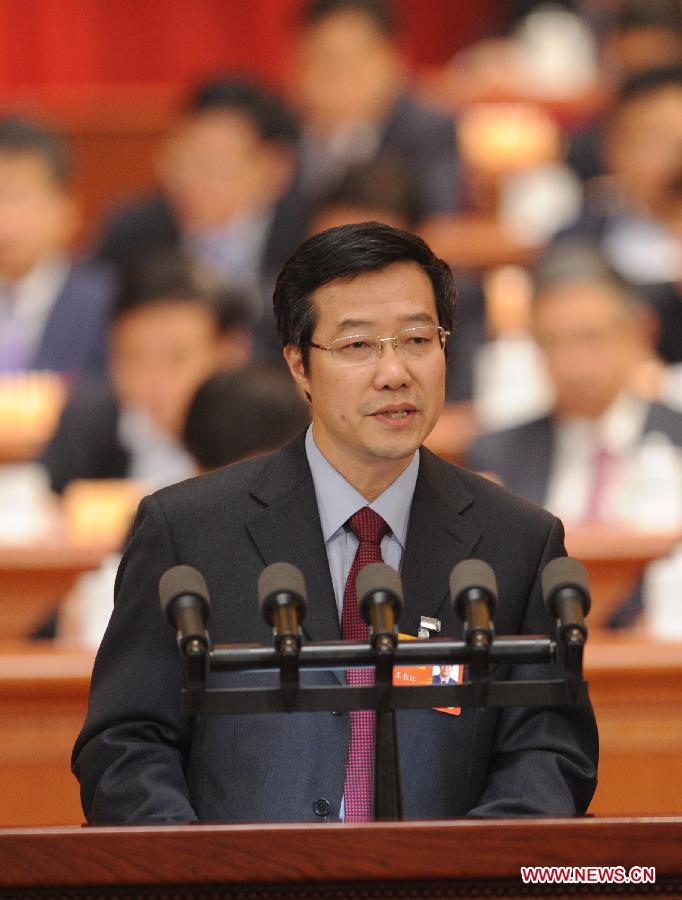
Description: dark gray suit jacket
xmin=72 ymin=436 xmax=598 ymax=824
xmin=31 ymin=261 xmax=116 ymax=376
xmin=466 ymin=403 xmax=682 ymax=507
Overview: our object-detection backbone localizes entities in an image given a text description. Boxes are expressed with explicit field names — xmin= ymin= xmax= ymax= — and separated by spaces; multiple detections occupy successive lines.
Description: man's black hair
xmin=184 ymin=77 xmax=298 ymax=144
xmin=273 ymin=221 xmax=456 ymax=367
xmin=0 ymin=116 xmax=71 ymax=186
xmin=183 ymin=366 xmax=310 ymax=470
xmin=299 ymin=0 xmax=397 ymax=36
xmin=113 ymin=251 xmax=254 ymax=333
xmin=617 ymin=63 xmax=682 ymax=106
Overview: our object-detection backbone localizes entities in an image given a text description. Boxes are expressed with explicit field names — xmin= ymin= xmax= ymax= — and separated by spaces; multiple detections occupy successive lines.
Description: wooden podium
xmin=0 ymin=818 xmax=680 ymax=899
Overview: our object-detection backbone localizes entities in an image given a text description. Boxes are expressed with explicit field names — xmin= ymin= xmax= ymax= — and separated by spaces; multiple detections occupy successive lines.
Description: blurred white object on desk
xmin=0 ymin=463 xmax=53 ymax=542
xmin=57 ymin=552 xmax=121 ymax=648
xmin=514 ymin=4 xmax=598 ymax=99
xmin=473 ymin=336 xmax=554 ymax=430
xmin=643 ymin=544 xmax=682 ymax=640
xmin=499 ymin=163 xmax=582 ymax=247
xmin=619 ymin=432 xmax=682 ymax=529
xmin=474 ymin=264 xmax=554 ymax=431
xmin=661 ymin=365 xmax=682 ymax=413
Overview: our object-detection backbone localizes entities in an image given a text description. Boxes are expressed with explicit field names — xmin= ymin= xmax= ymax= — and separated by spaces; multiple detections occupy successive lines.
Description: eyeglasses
xmin=308 ymin=325 xmax=450 ymax=367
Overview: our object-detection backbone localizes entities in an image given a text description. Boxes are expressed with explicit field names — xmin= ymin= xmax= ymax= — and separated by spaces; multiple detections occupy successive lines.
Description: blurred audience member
xmin=568 ymin=1 xmax=682 ymax=183
xmin=602 ymin=0 xmax=682 ymax=83
xmin=0 ymin=116 xmax=115 ymax=376
xmin=563 ymin=66 xmax=682 ymax=287
xmin=41 ymin=253 xmax=252 ymax=494
xmin=309 ymin=156 xmax=421 ymax=233
xmin=57 ymin=365 xmax=309 ymax=647
xmin=466 ymin=245 xmax=682 ymax=525
xmin=290 ymin=0 xmax=459 ymax=218
xmin=93 ymin=77 xmax=305 ymax=360
xmin=183 ymin=366 xmax=310 ymax=472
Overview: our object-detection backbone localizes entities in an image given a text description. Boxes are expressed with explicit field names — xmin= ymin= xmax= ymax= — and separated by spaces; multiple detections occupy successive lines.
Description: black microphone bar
xmin=208 ymin=635 xmax=555 ymax=672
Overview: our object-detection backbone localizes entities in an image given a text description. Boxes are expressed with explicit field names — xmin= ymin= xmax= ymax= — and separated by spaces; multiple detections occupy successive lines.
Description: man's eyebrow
xmin=333 ymin=312 xmax=437 ymax=333
xmin=334 ymin=318 xmax=372 ymax=332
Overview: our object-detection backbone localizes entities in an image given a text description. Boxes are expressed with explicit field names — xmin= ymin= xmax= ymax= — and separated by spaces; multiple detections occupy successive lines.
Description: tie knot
xmin=348 ymin=507 xmax=388 ymax=545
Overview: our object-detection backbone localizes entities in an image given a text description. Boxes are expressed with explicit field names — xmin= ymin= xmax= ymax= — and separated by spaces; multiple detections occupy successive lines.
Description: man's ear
xmin=283 ymin=345 xmax=312 ymax=403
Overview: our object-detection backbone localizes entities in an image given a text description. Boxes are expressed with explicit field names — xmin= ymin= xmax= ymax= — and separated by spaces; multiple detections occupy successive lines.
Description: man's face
xmin=285 ymin=262 xmax=446 ymax=494
xmin=605 ymin=86 xmax=682 ymax=211
xmin=294 ymin=10 xmax=403 ymax=133
xmin=0 ymin=152 xmax=77 ymax=280
xmin=109 ymin=300 xmax=224 ymax=435
xmin=532 ymin=281 xmax=642 ymax=420
xmin=158 ymin=110 xmax=292 ymax=232
xmin=439 ymin=665 xmax=452 ymax=680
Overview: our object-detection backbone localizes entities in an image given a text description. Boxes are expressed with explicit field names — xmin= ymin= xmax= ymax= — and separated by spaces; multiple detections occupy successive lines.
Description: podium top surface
xmin=0 ymin=817 xmax=681 ymax=888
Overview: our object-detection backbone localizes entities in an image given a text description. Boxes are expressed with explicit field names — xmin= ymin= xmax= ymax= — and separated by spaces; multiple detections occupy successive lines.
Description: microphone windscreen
xmin=257 ymin=562 xmax=307 ymax=612
xmin=541 ymin=557 xmax=591 ymax=615
xmin=159 ymin=565 xmax=210 ymax=621
xmin=449 ymin=559 xmax=498 ymax=615
xmin=356 ymin=562 xmax=403 ymax=613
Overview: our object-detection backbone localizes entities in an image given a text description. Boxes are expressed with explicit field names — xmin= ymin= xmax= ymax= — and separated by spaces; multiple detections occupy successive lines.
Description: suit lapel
xmin=400 ymin=449 xmax=481 ymax=636
xmin=528 ymin=417 xmax=554 ymax=507
xmin=245 ymin=437 xmax=341 ymax=644
xmin=245 ymin=440 xmax=484 ymax=648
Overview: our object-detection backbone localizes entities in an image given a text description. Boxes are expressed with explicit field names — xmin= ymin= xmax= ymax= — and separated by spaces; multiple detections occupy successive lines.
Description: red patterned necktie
xmin=342 ymin=506 xmax=388 ymax=822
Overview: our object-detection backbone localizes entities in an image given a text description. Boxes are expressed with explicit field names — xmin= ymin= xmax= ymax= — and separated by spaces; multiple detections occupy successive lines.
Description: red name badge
xmin=393 ymin=634 xmax=462 ymax=716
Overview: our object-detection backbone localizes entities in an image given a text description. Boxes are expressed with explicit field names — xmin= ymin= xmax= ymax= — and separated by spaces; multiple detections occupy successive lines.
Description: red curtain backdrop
xmin=0 ymin=0 xmax=504 ymax=99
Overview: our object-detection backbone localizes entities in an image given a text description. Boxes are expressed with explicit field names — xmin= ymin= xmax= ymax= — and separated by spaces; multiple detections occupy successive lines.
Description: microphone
xmin=159 ymin=565 xmax=210 ymax=655
xmin=449 ymin=559 xmax=497 ymax=650
xmin=258 ymin=562 xmax=307 ymax=652
xmin=542 ymin=557 xmax=591 ymax=644
xmin=356 ymin=562 xmax=403 ymax=652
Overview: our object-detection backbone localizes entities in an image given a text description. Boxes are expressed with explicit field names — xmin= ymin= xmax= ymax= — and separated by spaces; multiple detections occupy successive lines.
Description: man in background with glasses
xmin=73 ymin=222 xmax=597 ymax=824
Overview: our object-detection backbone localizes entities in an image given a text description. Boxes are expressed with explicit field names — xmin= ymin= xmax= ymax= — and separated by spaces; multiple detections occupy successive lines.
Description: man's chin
xmin=365 ymin=433 xmax=423 ymax=462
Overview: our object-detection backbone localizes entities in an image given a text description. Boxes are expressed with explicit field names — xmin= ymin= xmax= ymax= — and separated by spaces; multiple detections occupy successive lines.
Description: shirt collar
xmin=304 ymin=425 xmax=419 ymax=547
xmin=0 ymin=256 xmax=69 ymax=316
xmin=556 ymin=391 xmax=648 ymax=455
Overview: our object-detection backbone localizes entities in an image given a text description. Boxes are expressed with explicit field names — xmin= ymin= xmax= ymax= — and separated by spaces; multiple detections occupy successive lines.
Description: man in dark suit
xmin=290 ymin=0 xmax=459 ymax=219
xmin=0 ymin=117 xmax=115 ymax=377
xmin=73 ymin=222 xmax=597 ymax=824
xmin=467 ymin=245 xmax=682 ymax=522
xmin=93 ymin=78 xmax=308 ymax=363
xmin=42 ymin=254 xmax=253 ymax=494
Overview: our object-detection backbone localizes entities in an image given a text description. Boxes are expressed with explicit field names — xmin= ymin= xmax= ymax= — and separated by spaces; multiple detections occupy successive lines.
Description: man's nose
xmin=372 ymin=339 xmax=412 ymax=389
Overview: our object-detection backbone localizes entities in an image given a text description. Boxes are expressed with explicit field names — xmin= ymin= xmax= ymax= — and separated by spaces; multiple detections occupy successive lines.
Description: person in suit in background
xmin=41 ymin=253 xmax=253 ymax=494
xmin=54 ymin=365 xmax=310 ymax=649
xmin=290 ymin=0 xmax=460 ymax=219
xmin=566 ymin=0 xmax=682 ymax=185
xmin=559 ymin=66 xmax=682 ymax=311
xmin=0 ymin=117 xmax=115 ymax=377
xmin=466 ymin=244 xmax=682 ymax=524
xmin=93 ymin=78 xmax=308 ymax=362
xmin=73 ymin=222 xmax=596 ymax=825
